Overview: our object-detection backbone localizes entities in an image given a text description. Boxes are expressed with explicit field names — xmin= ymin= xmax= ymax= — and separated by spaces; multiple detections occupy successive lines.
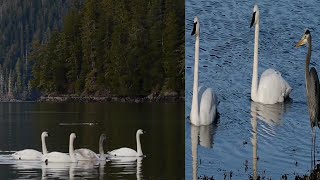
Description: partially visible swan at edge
xmin=41 ymin=133 xmax=77 ymax=163
xmin=12 ymin=131 xmax=48 ymax=160
xmin=108 ymin=129 xmax=144 ymax=157
xmin=190 ymin=16 xmax=217 ymax=126
xmin=75 ymin=133 xmax=107 ymax=161
xmin=250 ymin=5 xmax=292 ymax=104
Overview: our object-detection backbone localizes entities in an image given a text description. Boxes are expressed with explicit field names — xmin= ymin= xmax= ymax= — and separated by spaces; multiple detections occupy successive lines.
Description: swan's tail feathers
xmin=285 ymin=86 xmax=293 ymax=97
xmin=282 ymin=79 xmax=292 ymax=100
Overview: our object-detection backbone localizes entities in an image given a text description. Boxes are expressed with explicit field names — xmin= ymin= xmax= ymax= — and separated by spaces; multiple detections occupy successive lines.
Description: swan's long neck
xmin=136 ymin=133 xmax=143 ymax=156
xmin=69 ymin=136 xmax=76 ymax=162
xmin=306 ymin=36 xmax=312 ymax=82
xmin=191 ymin=34 xmax=200 ymax=124
xmin=99 ymin=138 xmax=105 ymax=159
xmin=41 ymin=136 xmax=48 ymax=154
xmin=251 ymin=20 xmax=260 ymax=102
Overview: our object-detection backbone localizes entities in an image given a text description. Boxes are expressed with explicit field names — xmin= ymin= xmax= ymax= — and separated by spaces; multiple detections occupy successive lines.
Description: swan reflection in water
xmin=42 ymin=161 xmax=100 ymax=180
xmin=108 ymin=156 xmax=143 ymax=180
xmin=250 ymin=101 xmax=291 ymax=179
xmin=191 ymin=119 xmax=219 ymax=180
xmin=7 ymin=157 xmax=105 ymax=179
xmin=0 ymin=153 xmax=143 ymax=179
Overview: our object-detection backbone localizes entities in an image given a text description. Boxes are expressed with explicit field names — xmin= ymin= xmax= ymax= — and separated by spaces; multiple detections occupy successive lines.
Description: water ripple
xmin=186 ymin=0 xmax=320 ymax=179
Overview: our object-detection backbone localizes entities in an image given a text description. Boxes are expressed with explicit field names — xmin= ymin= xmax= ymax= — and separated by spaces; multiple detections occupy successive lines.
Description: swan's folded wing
xmin=42 ymin=152 xmax=71 ymax=162
xmin=259 ymin=68 xmax=292 ymax=103
xmin=12 ymin=149 xmax=42 ymax=160
xmin=199 ymin=88 xmax=217 ymax=124
xmin=75 ymin=148 xmax=99 ymax=160
xmin=107 ymin=148 xmax=137 ymax=157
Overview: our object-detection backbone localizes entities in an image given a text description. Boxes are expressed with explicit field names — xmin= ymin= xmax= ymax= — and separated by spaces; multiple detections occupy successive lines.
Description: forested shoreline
xmin=0 ymin=0 xmax=184 ymax=102
xmin=30 ymin=0 xmax=184 ymax=101
xmin=0 ymin=0 xmax=71 ymax=101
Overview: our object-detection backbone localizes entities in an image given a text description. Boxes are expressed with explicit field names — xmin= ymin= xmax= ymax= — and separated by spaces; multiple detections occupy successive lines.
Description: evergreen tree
xmin=29 ymin=0 xmax=185 ymax=97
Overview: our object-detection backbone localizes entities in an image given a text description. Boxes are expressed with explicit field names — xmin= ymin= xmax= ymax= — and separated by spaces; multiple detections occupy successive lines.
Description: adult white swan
xmin=250 ymin=5 xmax=292 ymax=104
xmin=12 ymin=131 xmax=48 ymax=160
xmin=41 ymin=133 xmax=77 ymax=163
xmin=75 ymin=133 xmax=107 ymax=161
xmin=190 ymin=16 xmax=217 ymax=126
xmin=108 ymin=129 xmax=144 ymax=157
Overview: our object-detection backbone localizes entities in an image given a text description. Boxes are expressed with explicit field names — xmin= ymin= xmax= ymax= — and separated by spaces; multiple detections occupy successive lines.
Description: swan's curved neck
xmin=41 ymin=136 xmax=48 ymax=154
xmin=251 ymin=21 xmax=260 ymax=102
xmin=99 ymin=138 xmax=105 ymax=159
xmin=191 ymin=34 xmax=200 ymax=124
xmin=306 ymin=36 xmax=312 ymax=80
xmin=136 ymin=133 xmax=143 ymax=156
xmin=69 ymin=137 xmax=76 ymax=162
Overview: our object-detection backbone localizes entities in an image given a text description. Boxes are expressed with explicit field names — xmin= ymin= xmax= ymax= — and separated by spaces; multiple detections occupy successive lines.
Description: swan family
xmin=12 ymin=129 xmax=145 ymax=163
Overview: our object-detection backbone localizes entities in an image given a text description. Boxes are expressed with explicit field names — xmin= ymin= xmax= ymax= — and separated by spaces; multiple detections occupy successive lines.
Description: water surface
xmin=0 ymin=102 xmax=184 ymax=179
xmin=186 ymin=0 xmax=320 ymax=179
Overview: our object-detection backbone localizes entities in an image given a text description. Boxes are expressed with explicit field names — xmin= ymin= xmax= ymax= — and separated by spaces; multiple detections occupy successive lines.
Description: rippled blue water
xmin=186 ymin=0 xmax=320 ymax=179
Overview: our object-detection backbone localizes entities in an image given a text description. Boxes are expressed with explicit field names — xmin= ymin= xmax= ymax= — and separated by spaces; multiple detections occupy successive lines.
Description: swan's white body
xmin=108 ymin=148 xmax=138 ymax=157
xmin=12 ymin=132 xmax=48 ymax=160
xmin=74 ymin=134 xmax=107 ymax=161
xmin=41 ymin=133 xmax=77 ymax=163
xmin=42 ymin=152 xmax=72 ymax=163
xmin=250 ymin=5 xmax=292 ymax=104
xmin=75 ymin=149 xmax=100 ymax=161
xmin=12 ymin=149 xmax=42 ymax=160
xmin=108 ymin=129 xmax=144 ymax=157
xmin=190 ymin=16 xmax=217 ymax=126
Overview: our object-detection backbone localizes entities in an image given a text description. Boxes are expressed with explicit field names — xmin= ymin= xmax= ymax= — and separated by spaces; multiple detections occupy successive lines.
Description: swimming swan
xmin=250 ymin=5 xmax=292 ymax=104
xmin=41 ymin=133 xmax=77 ymax=163
xmin=12 ymin=131 xmax=48 ymax=160
xmin=108 ymin=129 xmax=144 ymax=157
xmin=190 ymin=16 xmax=217 ymax=126
xmin=75 ymin=133 xmax=107 ymax=161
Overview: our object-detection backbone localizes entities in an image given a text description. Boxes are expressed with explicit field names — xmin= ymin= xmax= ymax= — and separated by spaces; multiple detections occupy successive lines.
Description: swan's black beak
xmin=191 ymin=22 xmax=197 ymax=36
xmin=250 ymin=12 xmax=256 ymax=28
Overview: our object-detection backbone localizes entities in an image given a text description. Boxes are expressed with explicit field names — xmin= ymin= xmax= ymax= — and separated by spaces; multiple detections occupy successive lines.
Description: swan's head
xmin=41 ymin=131 xmax=49 ymax=138
xmin=137 ymin=129 xmax=144 ymax=135
xmin=191 ymin=16 xmax=199 ymax=36
xmin=296 ymin=29 xmax=311 ymax=48
xmin=250 ymin=5 xmax=260 ymax=28
xmin=70 ymin=133 xmax=76 ymax=140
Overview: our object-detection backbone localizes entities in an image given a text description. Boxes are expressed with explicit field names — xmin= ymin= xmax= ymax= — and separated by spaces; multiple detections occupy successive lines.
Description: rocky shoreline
xmin=37 ymin=93 xmax=184 ymax=103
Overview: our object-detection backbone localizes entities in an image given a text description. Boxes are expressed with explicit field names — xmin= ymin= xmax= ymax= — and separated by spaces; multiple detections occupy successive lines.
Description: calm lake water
xmin=186 ymin=0 xmax=320 ymax=179
xmin=0 ymin=102 xmax=184 ymax=179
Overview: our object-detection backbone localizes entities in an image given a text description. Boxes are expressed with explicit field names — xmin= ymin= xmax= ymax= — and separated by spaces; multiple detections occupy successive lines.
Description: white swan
xmin=41 ymin=133 xmax=77 ymax=163
xmin=74 ymin=133 xmax=107 ymax=161
xmin=12 ymin=131 xmax=48 ymax=160
xmin=250 ymin=5 xmax=292 ymax=104
xmin=108 ymin=129 xmax=144 ymax=157
xmin=190 ymin=16 xmax=217 ymax=126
